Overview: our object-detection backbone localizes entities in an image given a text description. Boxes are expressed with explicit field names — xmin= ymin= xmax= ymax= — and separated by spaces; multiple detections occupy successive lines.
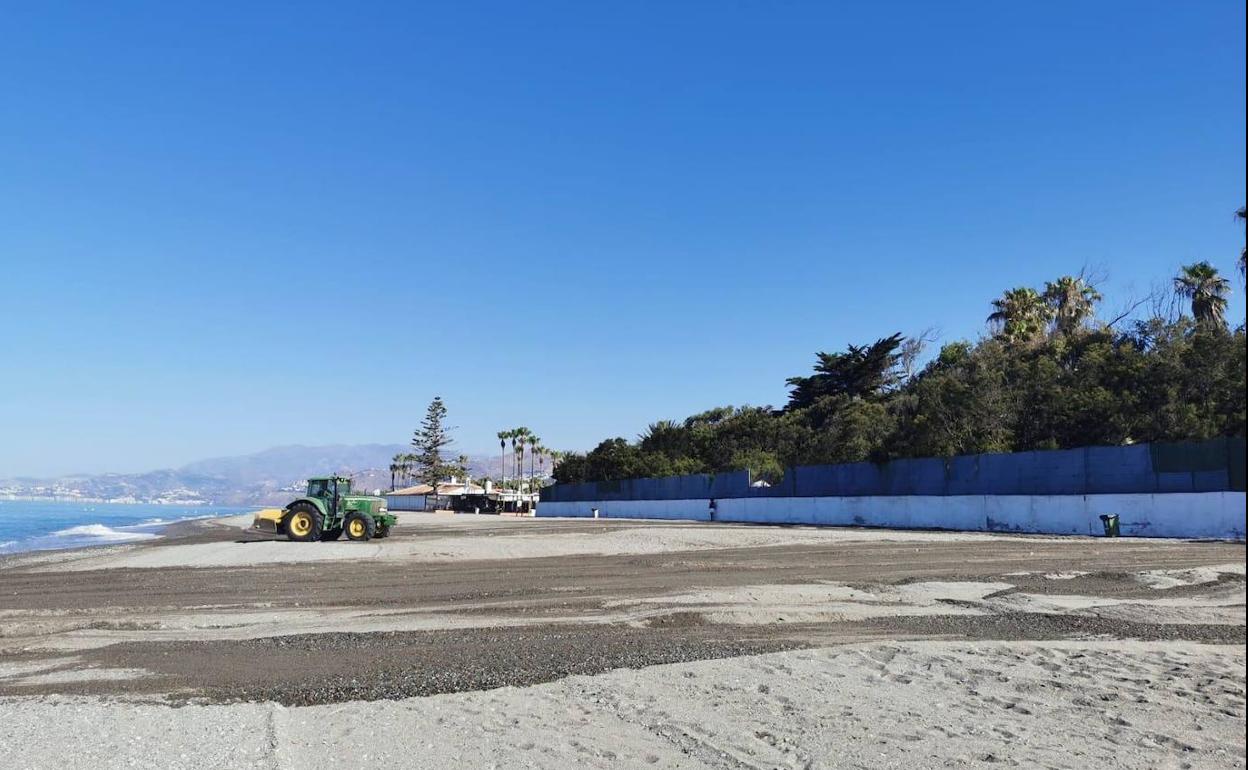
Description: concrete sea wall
xmin=537 ymin=492 xmax=1246 ymax=539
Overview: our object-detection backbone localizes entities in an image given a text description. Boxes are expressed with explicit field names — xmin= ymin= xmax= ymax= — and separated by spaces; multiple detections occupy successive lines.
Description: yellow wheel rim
xmin=289 ymin=513 xmax=312 ymax=537
xmin=348 ymin=519 xmax=365 ymax=537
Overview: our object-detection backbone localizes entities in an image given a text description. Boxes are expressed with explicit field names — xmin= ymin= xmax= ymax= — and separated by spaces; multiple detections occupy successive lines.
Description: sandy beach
xmin=1 ymin=513 xmax=1243 ymax=768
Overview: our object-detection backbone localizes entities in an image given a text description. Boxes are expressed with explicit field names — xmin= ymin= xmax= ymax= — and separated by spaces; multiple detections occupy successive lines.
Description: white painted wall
xmin=537 ymin=492 xmax=1246 ymax=539
xmin=386 ymin=494 xmax=430 ymax=512
xmin=538 ymin=498 xmax=713 ymax=522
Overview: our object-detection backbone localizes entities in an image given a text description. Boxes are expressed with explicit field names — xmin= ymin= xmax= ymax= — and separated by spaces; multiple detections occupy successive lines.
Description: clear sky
xmin=2 ymin=1 xmax=1244 ymax=477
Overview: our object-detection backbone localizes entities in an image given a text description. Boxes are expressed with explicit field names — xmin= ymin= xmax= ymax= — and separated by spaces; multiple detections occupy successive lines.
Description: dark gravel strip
xmin=3 ymin=611 xmax=1241 ymax=706
xmin=4 ymin=624 xmax=801 ymax=706
xmin=852 ymin=612 xmax=1247 ymax=645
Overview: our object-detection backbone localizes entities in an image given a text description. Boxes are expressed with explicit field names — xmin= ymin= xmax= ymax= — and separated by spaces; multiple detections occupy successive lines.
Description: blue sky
xmin=1 ymin=1 xmax=1244 ymax=477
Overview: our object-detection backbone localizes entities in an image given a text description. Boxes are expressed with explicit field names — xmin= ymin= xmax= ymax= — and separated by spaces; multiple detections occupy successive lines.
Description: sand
xmin=2 ymin=641 xmax=1242 ymax=769
xmin=0 ymin=513 xmax=1243 ymax=768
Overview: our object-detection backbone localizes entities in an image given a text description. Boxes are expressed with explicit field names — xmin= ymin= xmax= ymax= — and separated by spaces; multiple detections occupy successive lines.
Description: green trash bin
xmin=1099 ymin=514 xmax=1120 ymax=537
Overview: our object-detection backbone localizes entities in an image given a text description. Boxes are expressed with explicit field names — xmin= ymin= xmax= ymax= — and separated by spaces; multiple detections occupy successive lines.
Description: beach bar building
xmin=387 ymin=478 xmax=542 ymax=514
xmin=386 ymin=479 xmax=487 ymax=512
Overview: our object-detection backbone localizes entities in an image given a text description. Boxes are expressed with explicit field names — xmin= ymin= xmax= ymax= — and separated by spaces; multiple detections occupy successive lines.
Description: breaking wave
xmin=0 ymin=501 xmax=252 ymax=556
xmin=50 ymin=524 xmax=161 ymax=542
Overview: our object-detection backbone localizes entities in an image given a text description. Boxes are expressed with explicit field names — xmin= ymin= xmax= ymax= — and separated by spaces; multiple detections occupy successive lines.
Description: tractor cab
xmin=307 ymin=476 xmax=352 ymax=498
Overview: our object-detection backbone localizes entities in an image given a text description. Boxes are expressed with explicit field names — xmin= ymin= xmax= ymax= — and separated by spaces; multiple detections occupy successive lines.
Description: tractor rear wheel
xmin=344 ymin=512 xmax=376 ymax=541
xmin=284 ymin=503 xmax=323 ymax=542
xmin=321 ymin=527 xmax=343 ymax=541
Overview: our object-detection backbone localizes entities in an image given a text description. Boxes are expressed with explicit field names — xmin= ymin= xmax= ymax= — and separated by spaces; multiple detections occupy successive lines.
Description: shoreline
xmin=0 ymin=508 xmax=262 ymax=561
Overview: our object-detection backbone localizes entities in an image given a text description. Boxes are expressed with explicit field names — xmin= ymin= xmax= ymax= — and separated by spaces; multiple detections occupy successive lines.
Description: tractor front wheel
xmin=344 ymin=512 xmax=376 ymax=542
xmin=284 ymin=503 xmax=323 ymax=542
xmin=375 ymin=524 xmax=391 ymax=539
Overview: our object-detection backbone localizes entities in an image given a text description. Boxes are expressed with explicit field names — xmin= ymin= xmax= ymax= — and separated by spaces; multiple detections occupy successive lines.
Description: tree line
xmin=388 ymin=405 xmax=568 ymax=492
xmin=554 ymin=214 xmax=1246 ymax=485
xmin=495 ymin=428 xmax=563 ymax=491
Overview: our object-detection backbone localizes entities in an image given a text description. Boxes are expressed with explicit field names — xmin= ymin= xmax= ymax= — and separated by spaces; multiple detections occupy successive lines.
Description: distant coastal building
xmin=386 ymin=478 xmax=538 ymax=513
xmin=386 ymin=479 xmax=486 ymax=512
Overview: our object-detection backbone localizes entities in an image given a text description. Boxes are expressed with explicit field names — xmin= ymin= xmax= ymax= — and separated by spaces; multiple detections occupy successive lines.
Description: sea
xmin=0 ymin=500 xmax=255 ymax=555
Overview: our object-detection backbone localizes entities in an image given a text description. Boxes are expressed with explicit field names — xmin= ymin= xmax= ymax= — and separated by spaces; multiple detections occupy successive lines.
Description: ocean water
xmin=0 ymin=500 xmax=254 ymax=555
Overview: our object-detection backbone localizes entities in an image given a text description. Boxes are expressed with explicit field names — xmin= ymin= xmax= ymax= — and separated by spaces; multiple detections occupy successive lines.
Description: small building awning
xmin=390 ymin=484 xmax=435 ymax=496
xmin=389 ymin=482 xmax=486 ymax=497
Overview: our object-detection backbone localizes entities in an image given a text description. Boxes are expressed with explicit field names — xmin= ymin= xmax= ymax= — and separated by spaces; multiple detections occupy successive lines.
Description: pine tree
xmin=413 ymin=397 xmax=453 ymax=486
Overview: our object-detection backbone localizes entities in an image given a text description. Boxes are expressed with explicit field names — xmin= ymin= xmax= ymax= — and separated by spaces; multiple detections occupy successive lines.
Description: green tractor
xmin=252 ymin=476 xmax=397 ymax=542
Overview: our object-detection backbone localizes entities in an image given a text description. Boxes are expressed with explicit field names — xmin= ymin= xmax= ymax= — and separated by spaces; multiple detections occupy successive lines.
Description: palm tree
xmin=512 ymin=427 xmax=530 ymax=486
xmin=545 ymin=449 xmax=569 ymax=479
xmin=988 ymin=287 xmax=1052 ymax=344
xmin=389 ymin=453 xmax=405 ymax=491
xmin=1236 ymin=206 xmax=1245 ymax=278
xmin=535 ymin=444 xmax=548 ymax=481
xmin=509 ymin=431 xmax=518 ymax=484
xmin=527 ymin=434 xmax=541 ymax=486
xmin=1174 ymin=261 xmax=1231 ymax=328
xmin=497 ymin=430 xmax=511 ymax=489
xmin=1043 ymin=276 xmax=1101 ymax=336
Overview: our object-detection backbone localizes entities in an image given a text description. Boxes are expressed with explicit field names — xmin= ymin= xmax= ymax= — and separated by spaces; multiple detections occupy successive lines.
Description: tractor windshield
xmin=306 ymin=478 xmax=351 ymax=497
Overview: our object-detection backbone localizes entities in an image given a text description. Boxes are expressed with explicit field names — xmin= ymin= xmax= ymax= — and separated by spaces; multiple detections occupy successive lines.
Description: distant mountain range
xmin=0 ymin=444 xmax=524 ymax=506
